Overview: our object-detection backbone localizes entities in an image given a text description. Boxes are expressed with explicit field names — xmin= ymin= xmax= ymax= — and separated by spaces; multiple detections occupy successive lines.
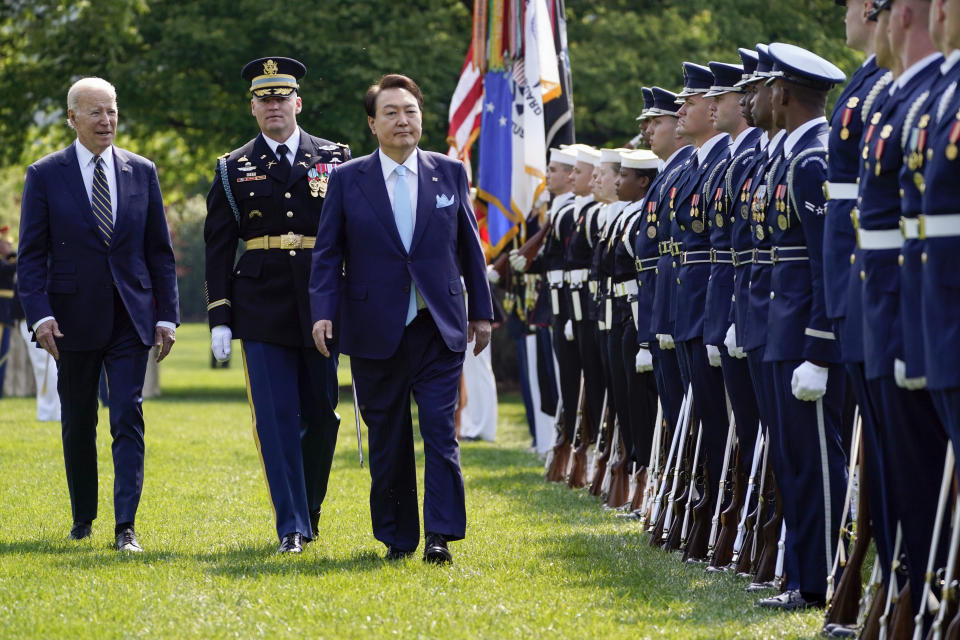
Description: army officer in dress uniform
xmin=204 ymin=57 xmax=351 ymax=554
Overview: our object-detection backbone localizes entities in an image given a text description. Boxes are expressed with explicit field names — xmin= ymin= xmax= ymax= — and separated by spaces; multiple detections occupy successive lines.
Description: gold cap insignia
xmin=263 ymin=59 xmax=279 ymax=75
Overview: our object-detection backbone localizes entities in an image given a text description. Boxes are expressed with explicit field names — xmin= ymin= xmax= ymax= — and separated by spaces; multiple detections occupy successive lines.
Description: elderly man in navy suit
xmin=310 ymin=74 xmax=493 ymax=563
xmin=17 ymin=77 xmax=179 ymax=552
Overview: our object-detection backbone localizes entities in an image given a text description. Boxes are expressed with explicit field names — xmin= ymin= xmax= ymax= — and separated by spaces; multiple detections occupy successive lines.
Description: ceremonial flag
xmin=544 ymin=0 xmax=575 ymax=149
xmin=447 ymin=42 xmax=484 ymax=176
xmin=476 ymin=70 xmax=518 ymax=254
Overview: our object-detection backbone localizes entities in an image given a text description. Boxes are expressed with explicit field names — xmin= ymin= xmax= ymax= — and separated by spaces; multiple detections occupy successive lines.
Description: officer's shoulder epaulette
xmin=787 ymin=146 xmax=828 ymax=215
xmin=861 ymin=71 xmax=894 ymax=124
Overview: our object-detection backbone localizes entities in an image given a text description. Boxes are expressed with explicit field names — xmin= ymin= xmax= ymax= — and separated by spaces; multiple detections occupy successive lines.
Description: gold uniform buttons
xmin=850 ymin=254 xmax=856 ymax=264
xmin=289 ymin=250 xmax=297 ymax=256
xmin=860 ymin=270 xmax=866 ymax=280
xmin=770 ymin=291 xmax=775 ymax=300
xmin=898 ymin=255 xmax=904 ymax=267
xmin=922 ymin=252 xmax=928 ymax=264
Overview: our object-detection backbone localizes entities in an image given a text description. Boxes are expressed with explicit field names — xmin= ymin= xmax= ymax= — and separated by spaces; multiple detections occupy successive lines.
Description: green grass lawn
xmin=0 ymin=323 xmax=828 ymax=639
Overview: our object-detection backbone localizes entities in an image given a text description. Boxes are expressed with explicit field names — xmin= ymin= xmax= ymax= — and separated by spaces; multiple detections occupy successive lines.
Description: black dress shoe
xmin=423 ymin=533 xmax=452 ymax=564
xmin=385 ymin=546 xmax=415 ymax=561
xmin=757 ymin=589 xmax=823 ymax=610
xmin=822 ymin=623 xmax=857 ymax=638
xmin=115 ymin=526 xmax=142 ymax=552
xmin=308 ymin=509 xmax=322 ymax=542
xmin=69 ymin=522 xmax=92 ymax=540
xmin=278 ymin=532 xmax=303 ymax=554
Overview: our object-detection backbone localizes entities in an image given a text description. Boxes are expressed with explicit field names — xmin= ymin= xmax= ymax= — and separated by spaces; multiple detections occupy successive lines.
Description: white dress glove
xmin=508 ymin=250 xmax=527 ymax=272
xmin=706 ymin=344 xmax=722 ymax=367
xmin=211 ymin=325 xmax=232 ymax=362
xmin=723 ymin=323 xmax=745 ymax=358
xmin=486 ymin=264 xmax=500 ymax=285
xmin=894 ymin=358 xmax=927 ymax=390
xmin=791 ymin=361 xmax=829 ymax=402
xmin=564 ymin=319 xmax=574 ymax=342
xmin=635 ymin=347 xmax=653 ymax=373
xmin=656 ymin=333 xmax=675 ymax=350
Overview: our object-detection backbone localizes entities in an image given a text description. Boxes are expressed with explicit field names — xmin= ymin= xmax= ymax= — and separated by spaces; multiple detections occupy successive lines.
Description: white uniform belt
xmin=635 ymin=256 xmax=659 ymax=272
xmin=919 ymin=214 xmax=960 ymax=239
xmin=546 ymin=270 xmax=565 ymax=286
xmin=824 ymin=181 xmax=858 ymax=201
xmin=612 ymin=280 xmax=639 ymax=297
xmin=899 ymin=217 xmax=920 ymax=240
xmin=565 ymin=268 xmax=590 ymax=286
xmin=857 ymin=227 xmax=903 ymax=250
xmin=770 ymin=246 xmax=808 ymax=263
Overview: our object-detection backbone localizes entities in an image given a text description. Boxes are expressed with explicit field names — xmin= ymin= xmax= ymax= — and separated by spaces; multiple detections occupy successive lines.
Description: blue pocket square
xmin=435 ymin=194 xmax=455 ymax=208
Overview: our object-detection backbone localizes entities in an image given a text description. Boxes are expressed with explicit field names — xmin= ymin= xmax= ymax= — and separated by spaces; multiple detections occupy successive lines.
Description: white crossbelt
xmin=546 ymin=270 xmax=565 ymax=286
xmin=899 ymin=217 xmax=920 ymax=240
xmin=920 ymin=214 xmax=960 ymax=238
xmin=824 ymin=181 xmax=858 ymax=201
xmin=612 ymin=280 xmax=639 ymax=297
xmin=857 ymin=227 xmax=903 ymax=250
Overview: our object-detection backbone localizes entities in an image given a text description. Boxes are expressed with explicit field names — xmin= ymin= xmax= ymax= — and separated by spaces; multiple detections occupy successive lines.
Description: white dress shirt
xmin=262 ymin=128 xmax=300 ymax=166
xmin=75 ymin=140 xmax=118 ymax=223
xmin=379 ymin=147 xmax=419 ymax=222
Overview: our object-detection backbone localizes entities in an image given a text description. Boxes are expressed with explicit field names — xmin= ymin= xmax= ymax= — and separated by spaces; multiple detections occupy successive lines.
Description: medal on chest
xmin=307 ymin=163 xmax=336 ymax=198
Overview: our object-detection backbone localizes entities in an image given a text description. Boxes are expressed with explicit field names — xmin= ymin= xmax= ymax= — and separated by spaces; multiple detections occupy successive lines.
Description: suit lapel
xmin=58 ymin=144 xmax=100 ymax=239
xmin=357 ymin=153 xmax=406 ymax=253
xmin=410 ymin=150 xmax=438 ymax=254
xmin=112 ymin=147 xmax=133 ymax=242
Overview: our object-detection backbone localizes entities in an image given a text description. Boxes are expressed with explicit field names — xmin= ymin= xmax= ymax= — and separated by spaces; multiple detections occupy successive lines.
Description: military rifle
xmin=648 ymin=394 xmax=688 ymax=545
xmin=678 ymin=423 xmax=705 ymax=558
xmin=662 ymin=384 xmax=695 ymax=540
xmin=706 ymin=409 xmax=738 ymax=567
xmin=930 ymin=480 xmax=960 ymax=640
xmin=664 ymin=417 xmax=698 ymax=552
xmin=878 ymin=524 xmax=905 ymax=640
xmin=826 ymin=411 xmax=863 ymax=605
xmin=565 ymin=377 xmax=589 ymax=488
xmin=727 ymin=423 xmax=765 ymax=571
xmin=544 ymin=399 xmax=569 ymax=483
xmin=748 ymin=473 xmax=782 ymax=587
xmin=638 ymin=402 xmax=665 ymax=527
xmin=605 ymin=426 xmax=632 ymax=509
xmin=912 ymin=446 xmax=955 ymax=638
xmin=588 ymin=393 xmax=611 ymax=496
xmin=735 ymin=429 xmax=769 ymax=575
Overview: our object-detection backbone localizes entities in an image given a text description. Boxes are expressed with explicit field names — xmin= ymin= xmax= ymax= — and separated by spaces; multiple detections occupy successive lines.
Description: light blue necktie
xmin=393 ymin=165 xmax=418 ymax=325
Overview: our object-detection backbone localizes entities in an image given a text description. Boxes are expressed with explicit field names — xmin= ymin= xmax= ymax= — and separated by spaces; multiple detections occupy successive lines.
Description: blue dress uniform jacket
xmin=310 ymin=149 xmax=493 ymax=359
xmin=743 ymin=134 xmax=786 ymax=353
xmin=205 ymin=130 xmax=350 ymax=348
xmin=670 ymin=135 xmax=731 ymax=342
xmin=704 ymin=128 xmax=761 ymax=346
xmin=650 ymin=146 xmax=696 ymax=339
xmin=922 ymin=79 xmax=960 ymax=391
xmin=632 ymin=163 xmax=673 ymax=344
xmin=898 ymin=59 xmax=960 ymax=379
xmin=18 ymin=144 xmax=180 ymax=350
xmin=764 ymin=120 xmax=838 ymax=363
xmin=858 ymin=56 xmax=942 ymax=380
xmin=729 ymin=143 xmax=766 ymax=348
xmin=823 ymin=58 xmax=886 ymax=324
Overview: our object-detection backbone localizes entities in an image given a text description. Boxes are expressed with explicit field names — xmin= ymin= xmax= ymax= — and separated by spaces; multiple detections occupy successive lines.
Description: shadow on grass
xmin=198 ymin=547 xmax=386 ymax=578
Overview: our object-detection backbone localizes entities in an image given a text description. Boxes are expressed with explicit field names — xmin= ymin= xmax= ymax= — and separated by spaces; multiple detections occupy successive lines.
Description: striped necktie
xmin=91 ymin=155 xmax=114 ymax=245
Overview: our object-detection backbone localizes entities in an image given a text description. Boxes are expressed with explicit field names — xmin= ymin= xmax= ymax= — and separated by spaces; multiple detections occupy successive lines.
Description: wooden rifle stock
xmin=710 ymin=449 xmax=745 ymax=570
xmin=889 ymin=582 xmax=914 ymax=639
xmin=751 ymin=476 xmax=783 ymax=585
xmin=664 ymin=416 xmax=697 ymax=551
xmin=737 ymin=463 xmax=772 ymax=577
xmin=605 ymin=437 xmax=632 ymax=508
xmin=588 ymin=396 xmax=611 ymax=496
xmin=930 ymin=473 xmax=960 ymax=640
xmin=545 ymin=400 xmax=570 ymax=483
xmin=683 ymin=462 xmax=713 ymax=562
xmin=490 ymin=251 xmax=510 ymax=282
xmin=824 ymin=465 xmax=872 ymax=628
xmin=566 ymin=378 xmax=589 ymax=489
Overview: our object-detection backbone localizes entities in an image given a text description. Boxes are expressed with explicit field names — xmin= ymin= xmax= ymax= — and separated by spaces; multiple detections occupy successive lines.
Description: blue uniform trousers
xmin=241 ymin=339 xmax=340 ymax=541
xmin=720 ymin=352 xmax=760 ymax=472
xmin=866 ymin=377 xmax=948 ymax=618
xmin=769 ymin=360 xmax=847 ymax=596
xmin=651 ymin=343 xmax=684 ymax=435
xmin=56 ymin=290 xmax=149 ymax=526
xmin=351 ymin=311 xmax=466 ymax=551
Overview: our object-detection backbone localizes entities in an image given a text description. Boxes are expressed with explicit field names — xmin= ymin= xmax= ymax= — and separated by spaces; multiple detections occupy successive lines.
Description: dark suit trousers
xmin=56 ymin=289 xmax=149 ymax=525
xmin=351 ymin=310 xmax=466 ymax=551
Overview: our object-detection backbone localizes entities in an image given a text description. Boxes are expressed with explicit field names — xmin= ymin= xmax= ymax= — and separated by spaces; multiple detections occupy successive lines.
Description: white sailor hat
xmin=600 ymin=148 xmax=626 ymax=164
xmin=549 ymin=147 xmax=578 ymax=166
xmin=620 ymin=149 xmax=659 ymax=170
xmin=577 ymin=147 xmax=602 ymax=166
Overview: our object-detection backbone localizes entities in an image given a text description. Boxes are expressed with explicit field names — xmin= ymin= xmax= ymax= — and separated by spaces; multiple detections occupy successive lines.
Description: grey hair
xmin=66 ymin=77 xmax=117 ymax=129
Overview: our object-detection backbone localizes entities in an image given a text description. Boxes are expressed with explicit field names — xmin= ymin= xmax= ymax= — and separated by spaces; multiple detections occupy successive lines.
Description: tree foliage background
xmin=0 ymin=0 xmax=854 ymax=322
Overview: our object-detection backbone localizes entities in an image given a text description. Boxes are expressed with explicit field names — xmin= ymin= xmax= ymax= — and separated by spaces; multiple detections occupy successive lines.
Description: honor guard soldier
xmin=609 ymin=149 xmax=660 ymax=479
xmin=515 ymin=148 xmax=581 ymax=457
xmin=857 ymin=1 xmax=950 ymax=620
xmin=204 ymin=57 xmax=350 ymax=553
xmin=920 ymin=0 xmax=960 ymax=495
xmin=562 ymin=146 xmax=606 ymax=442
xmin=645 ymin=88 xmax=695 ymax=436
xmin=702 ymin=59 xmax=763 ymax=477
xmin=670 ymin=62 xmax=732 ymax=532
xmin=756 ymin=42 xmax=848 ymax=611
xmin=821 ymin=2 xmax=895 ymax=614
